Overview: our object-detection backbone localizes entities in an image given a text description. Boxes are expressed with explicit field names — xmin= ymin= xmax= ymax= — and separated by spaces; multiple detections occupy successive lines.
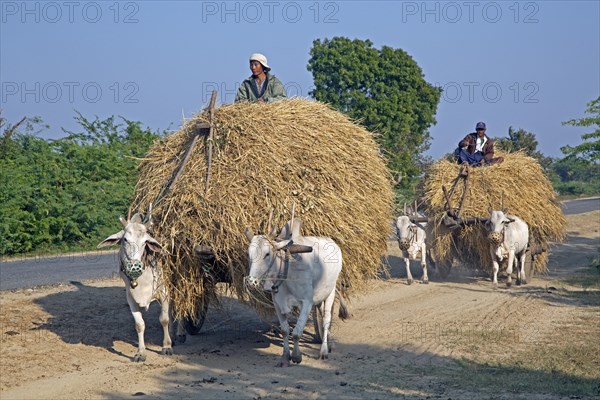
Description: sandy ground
xmin=1 ymin=212 xmax=599 ymax=399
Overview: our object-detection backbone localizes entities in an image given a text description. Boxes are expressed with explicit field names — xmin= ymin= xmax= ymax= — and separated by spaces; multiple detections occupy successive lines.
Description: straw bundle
xmin=421 ymin=151 xmax=566 ymax=273
xmin=131 ymin=98 xmax=394 ymax=319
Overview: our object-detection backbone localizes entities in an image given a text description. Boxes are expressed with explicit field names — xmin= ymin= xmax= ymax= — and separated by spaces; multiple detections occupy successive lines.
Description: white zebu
xmin=486 ymin=210 xmax=530 ymax=288
xmin=245 ymin=219 xmax=348 ymax=367
xmin=97 ymin=213 xmax=174 ymax=362
xmin=396 ymin=215 xmax=431 ymax=284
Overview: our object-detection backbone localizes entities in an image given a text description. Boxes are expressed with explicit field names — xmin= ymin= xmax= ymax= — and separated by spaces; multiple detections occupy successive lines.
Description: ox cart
xmin=408 ymin=166 xmax=547 ymax=281
xmin=142 ymin=92 xmax=333 ymax=340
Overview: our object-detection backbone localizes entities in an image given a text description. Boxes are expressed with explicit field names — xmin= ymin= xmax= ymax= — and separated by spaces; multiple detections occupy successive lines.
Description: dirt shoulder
xmin=1 ymin=212 xmax=598 ymax=399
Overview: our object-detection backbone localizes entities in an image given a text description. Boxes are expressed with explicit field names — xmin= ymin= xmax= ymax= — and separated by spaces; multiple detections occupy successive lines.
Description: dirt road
xmin=1 ymin=212 xmax=598 ymax=399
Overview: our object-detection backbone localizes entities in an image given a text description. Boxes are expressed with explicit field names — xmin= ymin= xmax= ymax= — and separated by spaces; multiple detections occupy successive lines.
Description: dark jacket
xmin=234 ymin=73 xmax=287 ymax=103
xmin=459 ymin=132 xmax=495 ymax=161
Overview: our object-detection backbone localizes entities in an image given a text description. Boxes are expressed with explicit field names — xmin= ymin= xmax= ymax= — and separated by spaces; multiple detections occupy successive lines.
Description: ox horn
xmin=127 ymin=206 xmax=132 ymax=222
xmin=290 ymin=202 xmax=296 ymax=234
xmin=144 ymin=202 xmax=154 ymax=229
xmin=244 ymin=227 xmax=254 ymax=242
xmin=403 ymin=202 xmax=407 ymax=216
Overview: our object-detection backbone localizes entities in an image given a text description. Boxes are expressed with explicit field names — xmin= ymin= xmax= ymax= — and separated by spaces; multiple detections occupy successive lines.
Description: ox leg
xmin=404 ymin=251 xmax=414 ymax=285
xmin=517 ymin=250 xmax=527 ymax=285
xmin=169 ymin=302 xmax=187 ymax=345
xmin=126 ymin=290 xmax=147 ymax=362
xmin=291 ymin=302 xmax=313 ymax=364
xmin=490 ymin=248 xmax=499 ymax=289
xmin=274 ymin=302 xmax=291 ymax=367
xmin=159 ymin=296 xmax=173 ymax=356
xmin=420 ymin=242 xmax=429 ymax=284
xmin=506 ymin=251 xmax=515 ymax=287
xmin=319 ymin=290 xmax=336 ymax=359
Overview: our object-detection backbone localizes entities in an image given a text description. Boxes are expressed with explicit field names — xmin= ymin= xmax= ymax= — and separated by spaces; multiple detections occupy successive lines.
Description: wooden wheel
xmin=184 ymin=298 xmax=209 ymax=335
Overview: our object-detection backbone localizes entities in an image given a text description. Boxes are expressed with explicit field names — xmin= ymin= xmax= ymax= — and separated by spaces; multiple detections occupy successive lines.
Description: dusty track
xmin=1 ymin=212 xmax=598 ymax=399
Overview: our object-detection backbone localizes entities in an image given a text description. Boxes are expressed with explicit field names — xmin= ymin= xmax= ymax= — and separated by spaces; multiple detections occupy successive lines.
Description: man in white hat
xmin=234 ymin=53 xmax=287 ymax=103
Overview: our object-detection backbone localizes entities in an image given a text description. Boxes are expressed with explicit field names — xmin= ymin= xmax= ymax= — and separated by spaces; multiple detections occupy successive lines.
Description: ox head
xmin=245 ymin=229 xmax=289 ymax=291
xmin=486 ymin=210 xmax=515 ymax=245
xmin=396 ymin=215 xmax=415 ymax=251
xmin=244 ymin=218 xmax=305 ymax=291
xmin=97 ymin=213 xmax=162 ymax=287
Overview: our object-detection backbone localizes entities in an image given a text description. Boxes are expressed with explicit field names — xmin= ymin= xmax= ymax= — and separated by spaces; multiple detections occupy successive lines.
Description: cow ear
xmin=277 ymin=221 xmax=292 ymax=240
xmin=131 ymin=213 xmax=143 ymax=224
xmin=245 ymin=228 xmax=254 ymax=242
xmin=488 ymin=207 xmax=493 ymax=216
xmin=268 ymin=225 xmax=278 ymax=239
xmin=97 ymin=231 xmax=124 ymax=248
xmin=145 ymin=236 xmax=163 ymax=253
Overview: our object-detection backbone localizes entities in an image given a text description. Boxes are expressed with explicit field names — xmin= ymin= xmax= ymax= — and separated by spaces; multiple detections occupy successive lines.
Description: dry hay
xmin=131 ymin=98 xmax=394 ymax=319
xmin=421 ymin=151 xmax=566 ymax=273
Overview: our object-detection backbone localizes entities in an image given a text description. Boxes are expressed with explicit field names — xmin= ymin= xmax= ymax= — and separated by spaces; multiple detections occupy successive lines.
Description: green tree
xmin=560 ymin=96 xmax=600 ymax=162
xmin=0 ymin=114 xmax=164 ymax=256
xmin=494 ymin=126 xmax=554 ymax=173
xmin=307 ymin=37 xmax=441 ymax=199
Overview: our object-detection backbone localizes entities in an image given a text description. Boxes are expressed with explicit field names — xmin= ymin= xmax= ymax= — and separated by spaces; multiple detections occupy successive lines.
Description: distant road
xmin=0 ymin=252 xmax=120 ymax=291
xmin=561 ymin=197 xmax=600 ymax=215
xmin=1 ymin=198 xmax=599 ymax=291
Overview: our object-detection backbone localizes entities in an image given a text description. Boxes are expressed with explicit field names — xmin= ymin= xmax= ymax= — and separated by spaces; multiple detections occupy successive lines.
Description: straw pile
xmin=420 ymin=151 xmax=566 ymax=273
xmin=131 ymin=98 xmax=394 ymax=319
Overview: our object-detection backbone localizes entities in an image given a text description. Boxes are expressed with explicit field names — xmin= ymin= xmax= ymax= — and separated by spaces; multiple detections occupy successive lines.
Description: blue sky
xmin=1 ymin=0 xmax=599 ymax=159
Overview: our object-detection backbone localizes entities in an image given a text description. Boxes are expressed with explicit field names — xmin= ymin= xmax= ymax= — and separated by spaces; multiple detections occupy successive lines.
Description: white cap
xmin=249 ymin=53 xmax=270 ymax=70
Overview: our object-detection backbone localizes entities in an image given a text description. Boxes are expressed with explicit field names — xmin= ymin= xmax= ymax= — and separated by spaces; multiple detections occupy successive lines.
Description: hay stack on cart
xmin=420 ymin=151 xmax=566 ymax=276
xmin=131 ymin=97 xmax=394 ymax=320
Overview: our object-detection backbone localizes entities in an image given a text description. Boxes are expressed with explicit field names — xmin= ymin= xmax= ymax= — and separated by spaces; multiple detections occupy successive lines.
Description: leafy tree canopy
xmin=307 ymin=37 xmax=441 ymax=197
xmin=561 ymin=96 xmax=600 ymax=162
xmin=0 ymin=114 xmax=164 ymax=256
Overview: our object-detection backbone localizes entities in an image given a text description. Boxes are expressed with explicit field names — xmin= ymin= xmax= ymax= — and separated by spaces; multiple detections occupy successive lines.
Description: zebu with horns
xmin=97 ymin=211 xmax=176 ymax=362
xmin=245 ymin=217 xmax=348 ymax=367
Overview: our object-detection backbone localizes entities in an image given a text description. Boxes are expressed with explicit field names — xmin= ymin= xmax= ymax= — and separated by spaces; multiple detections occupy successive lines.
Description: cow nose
xmin=245 ymin=276 xmax=259 ymax=288
xmin=398 ymin=239 xmax=410 ymax=250
xmin=487 ymin=232 xmax=503 ymax=245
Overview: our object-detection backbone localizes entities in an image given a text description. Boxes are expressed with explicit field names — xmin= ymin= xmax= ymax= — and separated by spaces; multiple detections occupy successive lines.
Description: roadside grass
xmin=428 ymin=270 xmax=600 ymax=397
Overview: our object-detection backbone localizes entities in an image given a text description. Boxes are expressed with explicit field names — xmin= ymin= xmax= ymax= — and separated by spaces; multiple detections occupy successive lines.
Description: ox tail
xmin=336 ymin=289 xmax=350 ymax=321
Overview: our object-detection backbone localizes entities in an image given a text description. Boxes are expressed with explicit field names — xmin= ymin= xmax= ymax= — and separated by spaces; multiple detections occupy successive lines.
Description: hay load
xmin=131 ymin=98 xmax=394 ymax=318
xmin=421 ymin=151 xmax=566 ymax=273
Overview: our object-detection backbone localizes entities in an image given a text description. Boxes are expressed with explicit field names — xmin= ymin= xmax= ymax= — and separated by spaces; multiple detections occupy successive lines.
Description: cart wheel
xmin=312 ymin=304 xmax=324 ymax=344
xmin=184 ymin=298 xmax=209 ymax=335
xmin=436 ymin=261 xmax=452 ymax=279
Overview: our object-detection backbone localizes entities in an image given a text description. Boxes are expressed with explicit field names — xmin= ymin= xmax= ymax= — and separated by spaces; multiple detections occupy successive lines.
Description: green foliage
xmin=0 ymin=114 xmax=163 ymax=256
xmin=548 ymin=97 xmax=600 ymax=196
xmin=561 ymin=96 xmax=600 ymax=162
xmin=307 ymin=37 xmax=441 ymax=200
xmin=494 ymin=126 xmax=555 ymax=173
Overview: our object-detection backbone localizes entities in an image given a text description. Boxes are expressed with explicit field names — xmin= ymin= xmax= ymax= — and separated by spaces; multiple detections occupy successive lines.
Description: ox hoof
xmin=133 ymin=353 xmax=146 ymax=362
xmin=407 ymin=278 xmax=414 ymax=285
xmin=276 ymin=359 xmax=290 ymax=368
xmin=506 ymin=281 xmax=512 ymax=288
xmin=176 ymin=334 xmax=187 ymax=344
xmin=492 ymin=283 xmax=498 ymax=290
xmin=161 ymin=347 xmax=173 ymax=356
xmin=291 ymin=352 xmax=303 ymax=364
xmin=516 ymin=279 xmax=522 ymax=286
xmin=522 ymin=279 xmax=528 ymax=285
xmin=421 ymin=280 xmax=429 ymax=284
xmin=319 ymin=352 xmax=329 ymax=360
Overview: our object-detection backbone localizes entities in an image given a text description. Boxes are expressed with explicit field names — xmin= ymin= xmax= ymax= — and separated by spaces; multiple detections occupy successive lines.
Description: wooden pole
xmin=205 ymin=90 xmax=218 ymax=193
